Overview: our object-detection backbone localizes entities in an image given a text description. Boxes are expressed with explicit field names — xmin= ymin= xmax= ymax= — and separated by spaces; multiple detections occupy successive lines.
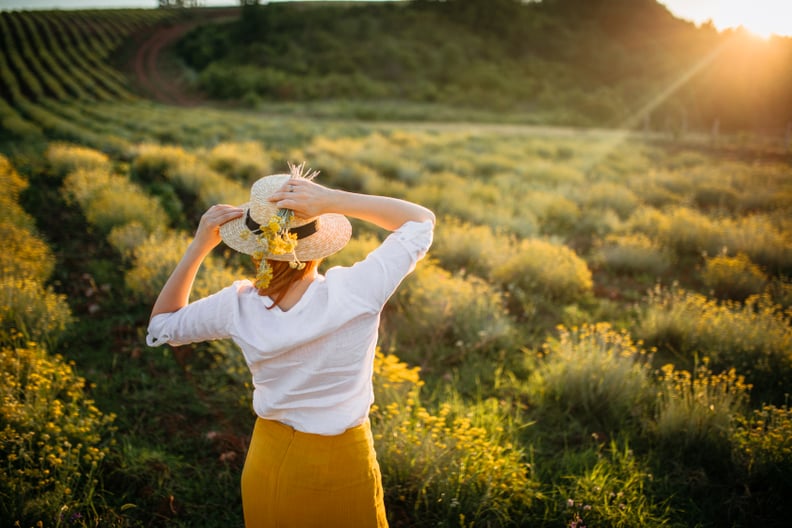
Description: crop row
xmin=0 ymin=9 xmax=176 ymax=142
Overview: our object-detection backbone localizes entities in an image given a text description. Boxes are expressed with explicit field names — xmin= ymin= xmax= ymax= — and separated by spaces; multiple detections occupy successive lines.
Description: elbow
xmin=421 ymin=206 xmax=436 ymax=226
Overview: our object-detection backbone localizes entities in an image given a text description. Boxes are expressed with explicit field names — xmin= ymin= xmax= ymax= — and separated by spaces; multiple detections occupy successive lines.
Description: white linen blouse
xmin=146 ymin=220 xmax=433 ymax=435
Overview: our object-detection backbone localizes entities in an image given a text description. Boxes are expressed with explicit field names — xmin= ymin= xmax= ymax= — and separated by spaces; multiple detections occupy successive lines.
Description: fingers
xmin=203 ymin=205 xmax=244 ymax=227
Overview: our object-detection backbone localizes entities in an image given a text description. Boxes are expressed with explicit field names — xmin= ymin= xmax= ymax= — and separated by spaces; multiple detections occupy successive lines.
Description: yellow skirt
xmin=241 ymin=417 xmax=388 ymax=528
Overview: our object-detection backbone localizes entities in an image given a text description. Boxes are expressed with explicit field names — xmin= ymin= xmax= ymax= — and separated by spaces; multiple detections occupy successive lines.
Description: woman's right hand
xmin=194 ymin=204 xmax=244 ymax=250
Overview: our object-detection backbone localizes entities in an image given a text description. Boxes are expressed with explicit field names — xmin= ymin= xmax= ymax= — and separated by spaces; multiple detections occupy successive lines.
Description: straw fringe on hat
xmin=219 ymin=163 xmax=352 ymax=261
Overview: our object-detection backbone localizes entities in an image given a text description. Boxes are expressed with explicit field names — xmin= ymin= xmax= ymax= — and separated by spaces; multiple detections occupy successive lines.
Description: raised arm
xmin=149 ymin=204 xmax=243 ymax=318
xmin=270 ymin=178 xmax=435 ymax=232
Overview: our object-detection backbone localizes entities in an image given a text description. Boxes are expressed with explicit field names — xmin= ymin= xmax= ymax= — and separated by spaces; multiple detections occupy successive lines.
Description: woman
xmin=146 ymin=163 xmax=435 ymax=527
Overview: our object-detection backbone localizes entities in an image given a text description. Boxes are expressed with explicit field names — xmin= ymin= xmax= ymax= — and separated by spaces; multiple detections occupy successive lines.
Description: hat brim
xmin=219 ymin=206 xmax=352 ymax=261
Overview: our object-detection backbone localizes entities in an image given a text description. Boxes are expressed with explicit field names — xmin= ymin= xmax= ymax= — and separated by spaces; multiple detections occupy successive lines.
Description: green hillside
xmin=175 ymin=0 xmax=792 ymax=132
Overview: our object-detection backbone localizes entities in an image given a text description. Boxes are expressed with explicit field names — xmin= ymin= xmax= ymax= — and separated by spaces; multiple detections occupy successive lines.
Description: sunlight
xmin=662 ymin=0 xmax=792 ymax=38
xmin=703 ymin=0 xmax=791 ymax=39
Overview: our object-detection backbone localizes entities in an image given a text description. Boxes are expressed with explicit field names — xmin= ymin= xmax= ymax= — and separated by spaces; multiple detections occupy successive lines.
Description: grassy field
xmin=1 ymin=7 xmax=791 ymax=528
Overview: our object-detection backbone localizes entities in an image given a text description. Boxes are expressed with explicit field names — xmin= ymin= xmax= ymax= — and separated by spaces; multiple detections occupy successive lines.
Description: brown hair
xmin=252 ymin=258 xmax=322 ymax=309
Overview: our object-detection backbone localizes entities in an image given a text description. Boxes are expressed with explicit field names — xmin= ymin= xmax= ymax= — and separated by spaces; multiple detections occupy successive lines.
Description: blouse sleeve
xmin=146 ymin=281 xmax=244 ymax=347
xmin=328 ymin=219 xmax=433 ymax=311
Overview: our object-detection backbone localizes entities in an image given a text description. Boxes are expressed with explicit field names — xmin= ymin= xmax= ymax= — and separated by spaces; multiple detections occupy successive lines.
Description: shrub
xmin=531 ymin=323 xmax=654 ymax=432
xmin=652 ymin=362 xmax=749 ymax=455
xmin=722 ymin=214 xmax=792 ymax=276
xmin=429 ymin=216 xmax=512 ymax=279
xmin=371 ymin=351 xmax=538 ymax=527
xmin=637 ymin=288 xmax=791 ymax=403
xmin=106 ymin=222 xmax=153 ymax=261
xmin=0 ymin=344 xmax=115 ymax=525
xmin=46 ymin=143 xmax=111 ymax=177
xmin=386 ymin=260 xmax=515 ymax=371
xmin=522 ymin=190 xmax=581 ymax=236
xmin=167 ymin=158 xmax=249 ymax=208
xmin=577 ymin=182 xmax=641 ymax=219
xmin=62 ymin=168 xmax=169 ymax=235
xmin=632 ymin=182 xmax=684 ymax=209
xmin=0 ymin=221 xmax=54 ymax=282
xmin=693 ymin=183 xmax=740 ymax=212
xmin=0 ymin=276 xmax=72 ymax=347
xmin=662 ymin=206 xmax=724 ymax=257
xmin=204 ymin=141 xmax=271 ymax=183
xmin=132 ymin=143 xmax=195 ymax=181
xmin=492 ymin=237 xmax=592 ymax=309
xmin=0 ymin=154 xmax=27 ymax=198
xmin=593 ymin=234 xmax=673 ymax=277
xmin=732 ymin=404 xmax=792 ymax=491
xmin=127 ymin=230 xmax=245 ymax=302
xmin=701 ymin=252 xmax=768 ymax=301
xmin=126 ymin=230 xmax=191 ymax=301
xmin=1 ymin=162 xmax=38 ymax=236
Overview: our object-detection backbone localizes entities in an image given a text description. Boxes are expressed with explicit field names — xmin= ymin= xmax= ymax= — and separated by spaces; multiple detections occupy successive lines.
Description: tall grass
xmin=637 ymin=287 xmax=792 ymax=403
xmin=530 ymin=323 xmax=654 ymax=432
xmin=652 ymin=361 xmax=750 ymax=455
xmin=371 ymin=351 xmax=539 ymax=527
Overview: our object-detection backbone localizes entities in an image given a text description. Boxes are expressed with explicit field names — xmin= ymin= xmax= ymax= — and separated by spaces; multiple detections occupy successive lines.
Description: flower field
xmin=1 ymin=7 xmax=791 ymax=528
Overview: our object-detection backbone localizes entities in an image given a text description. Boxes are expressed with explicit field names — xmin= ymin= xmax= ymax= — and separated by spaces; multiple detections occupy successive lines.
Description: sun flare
xmin=663 ymin=0 xmax=792 ymax=39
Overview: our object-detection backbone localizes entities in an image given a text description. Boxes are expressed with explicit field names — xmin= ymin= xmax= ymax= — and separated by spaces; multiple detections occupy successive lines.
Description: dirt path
xmin=132 ymin=9 xmax=238 ymax=106
xmin=133 ymin=22 xmax=200 ymax=106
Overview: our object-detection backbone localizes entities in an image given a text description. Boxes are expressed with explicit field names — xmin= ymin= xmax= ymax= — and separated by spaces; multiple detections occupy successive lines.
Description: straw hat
xmin=219 ymin=170 xmax=351 ymax=261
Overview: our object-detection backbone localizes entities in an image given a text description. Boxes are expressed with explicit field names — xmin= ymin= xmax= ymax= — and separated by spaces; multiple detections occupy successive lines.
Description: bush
xmin=371 ymin=351 xmax=539 ymax=527
xmin=522 ymin=190 xmax=580 ymax=236
xmin=531 ymin=323 xmax=654 ymax=432
xmin=62 ymin=168 xmax=169 ymax=235
xmin=637 ymin=288 xmax=791 ymax=403
xmin=0 ymin=221 xmax=54 ymax=282
xmin=204 ymin=141 xmax=272 ymax=183
xmin=693 ymin=183 xmax=740 ymax=212
xmin=126 ymin=230 xmax=191 ymax=301
xmin=701 ymin=252 xmax=768 ymax=301
xmin=46 ymin=143 xmax=111 ymax=177
xmin=577 ymin=182 xmax=641 ymax=220
xmin=492 ymin=238 xmax=592 ymax=309
xmin=0 ymin=344 xmax=115 ymax=525
xmin=593 ymin=234 xmax=673 ymax=277
xmin=429 ymin=216 xmax=512 ymax=279
xmin=0 ymin=276 xmax=73 ymax=347
xmin=127 ymin=230 xmax=246 ymax=303
xmin=386 ymin=260 xmax=515 ymax=371
xmin=732 ymin=404 xmax=792 ymax=492
xmin=722 ymin=215 xmax=792 ymax=276
xmin=0 ymin=154 xmax=28 ymax=198
xmin=132 ymin=143 xmax=194 ymax=181
xmin=661 ymin=206 xmax=724 ymax=257
xmin=652 ymin=361 xmax=749 ymax=455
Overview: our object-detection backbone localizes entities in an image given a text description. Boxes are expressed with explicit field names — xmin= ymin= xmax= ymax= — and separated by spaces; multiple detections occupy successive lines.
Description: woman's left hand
xmin=194 ymin=204 xmax=244 ymax=250
xmin=269 ymin=178 xmax=337 ymax=219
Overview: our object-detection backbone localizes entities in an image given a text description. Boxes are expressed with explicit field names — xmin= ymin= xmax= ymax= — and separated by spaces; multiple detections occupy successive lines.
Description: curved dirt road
xmin=132 ymin=9 xmax=238 ymax=106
